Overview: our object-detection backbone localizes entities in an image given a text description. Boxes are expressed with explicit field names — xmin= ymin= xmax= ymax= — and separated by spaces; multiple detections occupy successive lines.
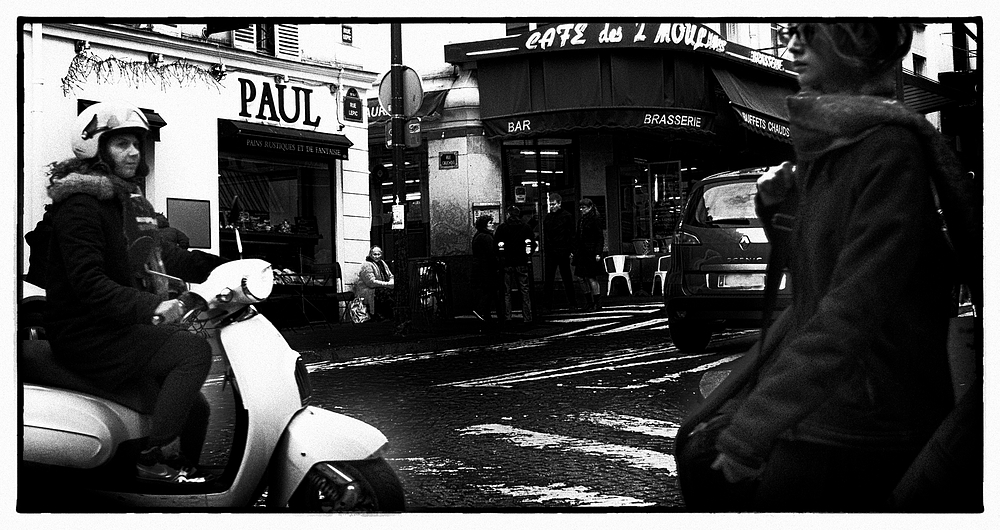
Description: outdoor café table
xmin=626 ymin=253 xmax=667 ymax=296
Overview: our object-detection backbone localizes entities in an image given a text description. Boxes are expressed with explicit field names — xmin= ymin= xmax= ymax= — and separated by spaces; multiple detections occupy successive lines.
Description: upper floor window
xmin=233 ymin=24 xmax=299 ymax=60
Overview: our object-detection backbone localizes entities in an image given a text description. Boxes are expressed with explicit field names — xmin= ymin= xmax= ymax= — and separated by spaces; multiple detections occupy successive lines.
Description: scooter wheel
xmin=288 ymin=458 xmax=405 ymax=512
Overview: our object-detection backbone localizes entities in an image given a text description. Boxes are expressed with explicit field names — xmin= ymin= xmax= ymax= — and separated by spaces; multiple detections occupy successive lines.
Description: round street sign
xmin=377 ymin=66 xmax=423 ymax=118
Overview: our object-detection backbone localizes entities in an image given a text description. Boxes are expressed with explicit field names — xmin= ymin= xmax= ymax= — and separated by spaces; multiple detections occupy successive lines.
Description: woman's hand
xmin=711 ymin=453 xmax=764 ymax=483
xmin=756 ymin=161 xmax=795 ymax=208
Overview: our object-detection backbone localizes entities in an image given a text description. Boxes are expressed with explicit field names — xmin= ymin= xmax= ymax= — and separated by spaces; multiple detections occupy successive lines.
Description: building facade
xmin=21 ymin=22 xmax=379 ymax=290
xmin=367 ymin=21 xmax=978 ymax=313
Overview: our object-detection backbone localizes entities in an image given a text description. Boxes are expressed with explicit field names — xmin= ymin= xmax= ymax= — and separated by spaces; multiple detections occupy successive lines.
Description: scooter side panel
xmin=22 ymin=385 xmax=148 ymax=469
xmin=267 ymin=406 xmax=389 ymax=507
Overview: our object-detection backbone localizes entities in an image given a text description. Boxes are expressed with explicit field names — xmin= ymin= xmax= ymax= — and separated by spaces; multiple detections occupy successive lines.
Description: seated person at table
xmin=354 ymin=246 xmax=395 ymax=321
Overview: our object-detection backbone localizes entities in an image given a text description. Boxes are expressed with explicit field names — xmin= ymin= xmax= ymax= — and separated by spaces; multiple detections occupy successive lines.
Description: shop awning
xmin=482 ymin=107 xmax=717 ymax=139
xmin=218 ymin=119 xmax=353 ymax=160
xmin=712 ymin=67 xmax=796 ymax=144
xmin=902 ymin=71 xmax=972 ymax=114
xmin=78 ymin=99 xmax=166 ymax=141
xmin=368 ymin=89 xmax=450 ymax=123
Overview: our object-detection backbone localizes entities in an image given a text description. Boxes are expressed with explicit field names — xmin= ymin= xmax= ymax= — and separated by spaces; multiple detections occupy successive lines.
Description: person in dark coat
xmin=493 ymin=205 xmax=537 ymax=325
xmin=574 ymin=198 xmax=604 ymax=311
xmin=470 ymin=215 xmax=500 ymax=330
xmin=42 ymin=101 xmax=223 ymax=483
xmin=156 ymin=212 xmax=191 ymax=249
xmin=702 ymin=22 xmax=979 ymax=511
xmin=541 ymin=193 xmax=577 ymax=311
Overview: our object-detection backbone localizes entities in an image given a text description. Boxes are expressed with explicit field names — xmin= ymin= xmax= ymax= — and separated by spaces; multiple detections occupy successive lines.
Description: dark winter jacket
xmin=494 ymin=216 xmax=536 ymax=267
xmin=157 ymin=215 xmax=191 ymax=249
xmin=542 ymin=207 xmax=575 ymax=254
xmin=715 ymin=93 xmax=969 ymax=469
xmin=574 ymin=210 xmax=604 ymax=277
xmin=471 ymin=229 xmax=498 ymax=282
xmin=43 ymin=170 xmax=221 ymax=367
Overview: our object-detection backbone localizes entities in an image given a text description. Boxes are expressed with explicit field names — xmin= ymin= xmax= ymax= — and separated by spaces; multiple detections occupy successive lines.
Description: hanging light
xmin=210 ymin=63 xmax=228 ymax=81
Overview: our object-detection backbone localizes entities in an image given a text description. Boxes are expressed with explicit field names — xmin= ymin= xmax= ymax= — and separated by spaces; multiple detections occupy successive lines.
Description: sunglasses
xmin=778 ymin=23 xmax=816 ymax=46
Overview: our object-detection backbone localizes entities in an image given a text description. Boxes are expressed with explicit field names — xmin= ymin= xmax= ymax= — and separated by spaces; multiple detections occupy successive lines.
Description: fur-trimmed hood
xmin=47 ymin=171 xmax=135 ymax=204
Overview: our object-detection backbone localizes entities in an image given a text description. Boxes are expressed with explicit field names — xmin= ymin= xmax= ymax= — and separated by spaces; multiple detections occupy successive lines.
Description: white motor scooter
xmin=18 ymin=258 xmax=405 ymax=512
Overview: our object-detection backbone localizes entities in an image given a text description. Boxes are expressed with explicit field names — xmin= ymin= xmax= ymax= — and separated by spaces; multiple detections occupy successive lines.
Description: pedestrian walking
xmin=574 ymin=198 xmax=604 ymax=311
xmin=470 ymin=214 xmax=500 ymax=331
xmin=541 ymin=193 xmax=577 ymax=312
xmin=494 ymin=205 xmax=537 ymax=326
xmin=676 ymin=22 xmax=980 ymax=512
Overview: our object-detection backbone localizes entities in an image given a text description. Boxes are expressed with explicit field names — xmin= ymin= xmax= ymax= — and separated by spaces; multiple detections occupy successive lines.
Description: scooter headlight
xmin=241 ymin=263 xmax=274 ymax=302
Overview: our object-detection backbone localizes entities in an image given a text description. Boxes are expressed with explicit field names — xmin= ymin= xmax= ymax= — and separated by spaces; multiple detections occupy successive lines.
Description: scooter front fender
xmin=267 ymin=405 xmax=389 ymax=508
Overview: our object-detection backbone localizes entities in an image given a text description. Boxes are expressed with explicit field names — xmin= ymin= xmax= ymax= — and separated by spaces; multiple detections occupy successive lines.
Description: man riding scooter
xmin=39 ymin=101 xmax=223 ymax=483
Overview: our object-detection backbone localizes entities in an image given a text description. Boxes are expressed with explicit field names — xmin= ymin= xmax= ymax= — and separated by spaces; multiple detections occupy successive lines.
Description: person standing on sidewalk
xmin=574 ymin=198 xmax=604 ymax=311
xmin=470 ymin=214 xmax=500 ymax=331
xmin=701 ymin=22 xmax=979 ymax=511
xmin=494 ymin=205 xmax=537 ymax=326
xmin=541 ymin=193 xmax=577 ymax=312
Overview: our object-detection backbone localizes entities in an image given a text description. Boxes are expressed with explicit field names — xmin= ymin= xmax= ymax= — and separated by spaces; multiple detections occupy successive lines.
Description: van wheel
xmin=669 ymin=315 xmax=712 ymax=353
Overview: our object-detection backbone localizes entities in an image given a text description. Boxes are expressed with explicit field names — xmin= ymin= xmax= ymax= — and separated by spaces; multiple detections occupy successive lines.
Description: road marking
xmin=459 ymin=423 xmax=676 ymax=473
xmin=389 ymin=456 xmax=487 ymax=475
xmin=646 ymin=353 xmax=744 ymax=384
xmin=575 ymin=412 xmax=680 ymax=438
xmin=479 ymin=482 xmax=655 ymax=507
xmin=439 ymin=347 xmax=719 ymax=388
xmin=594 ymin=318 xmax=670 ymax=335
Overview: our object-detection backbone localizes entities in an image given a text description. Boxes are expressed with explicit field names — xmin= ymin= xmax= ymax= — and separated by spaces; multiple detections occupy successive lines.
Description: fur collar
xmin=47 ymin=171 xmax=135 ymax=204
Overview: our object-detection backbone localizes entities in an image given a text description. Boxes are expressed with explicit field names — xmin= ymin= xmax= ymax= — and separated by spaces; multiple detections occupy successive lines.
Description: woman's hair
xmin=809 ymin=22 xmax=913 ymax=94
xmin=475 ymin=215 xmax=493 ymax=231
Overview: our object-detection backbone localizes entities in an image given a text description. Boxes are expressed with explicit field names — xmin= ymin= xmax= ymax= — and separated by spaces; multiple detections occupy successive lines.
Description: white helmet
xmin=71 ymin=101 xmax=150 ymax=160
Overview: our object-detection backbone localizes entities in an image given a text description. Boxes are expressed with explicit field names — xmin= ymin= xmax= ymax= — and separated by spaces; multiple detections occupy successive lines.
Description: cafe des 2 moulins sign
xmin=219 ymin=77 xmax=352 ymax=161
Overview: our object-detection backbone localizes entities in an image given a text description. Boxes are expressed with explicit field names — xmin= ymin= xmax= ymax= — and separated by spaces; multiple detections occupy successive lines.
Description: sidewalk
xmin=280 ymin=293 xmax=663 ymax=361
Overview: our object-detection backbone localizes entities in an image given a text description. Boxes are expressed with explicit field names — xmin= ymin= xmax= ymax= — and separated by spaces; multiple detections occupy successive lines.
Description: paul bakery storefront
xmin=216 ymin=77 xmax=353 ymax=272
xmin=445 ymin=22 xmax=798 ymax=261
xmin=21 ymin=24 xmax=371 ymax=297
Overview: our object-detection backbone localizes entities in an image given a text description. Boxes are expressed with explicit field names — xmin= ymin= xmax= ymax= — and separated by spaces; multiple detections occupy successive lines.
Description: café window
xmin=502 ymin=139 xmax=576 ymax=232
xmin=619 ymin=161 xmax=683 ymax=251
xmin=218 ymin=154 xmax=335 ymax=273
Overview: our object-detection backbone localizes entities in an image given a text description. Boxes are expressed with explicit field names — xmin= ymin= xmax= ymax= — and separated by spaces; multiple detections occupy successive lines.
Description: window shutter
xmin=152 ymin=24 xmax=180 ymax=37
xmin=275 ymin=24 xmax=300 ymax=60
xmin=233 ymin=25 xmax=257 ymax=51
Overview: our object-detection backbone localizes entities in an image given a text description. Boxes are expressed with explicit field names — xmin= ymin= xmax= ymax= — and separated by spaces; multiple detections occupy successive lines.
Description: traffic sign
xmin=377 ymin=66 xmax=423 ymax=118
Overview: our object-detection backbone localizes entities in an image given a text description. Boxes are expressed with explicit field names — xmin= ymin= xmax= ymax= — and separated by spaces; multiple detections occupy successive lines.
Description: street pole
xmin=390 ymin=23 xmax=410 ymax=331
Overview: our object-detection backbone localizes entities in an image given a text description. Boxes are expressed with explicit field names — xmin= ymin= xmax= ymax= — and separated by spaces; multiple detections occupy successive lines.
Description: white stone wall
xmin=21 ymin=24 xmax=377 ymax=284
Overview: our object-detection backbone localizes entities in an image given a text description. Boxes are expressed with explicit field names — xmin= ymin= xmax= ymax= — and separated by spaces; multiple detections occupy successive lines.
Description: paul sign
xmin=238 ymin=78 xmax=322 ymax=126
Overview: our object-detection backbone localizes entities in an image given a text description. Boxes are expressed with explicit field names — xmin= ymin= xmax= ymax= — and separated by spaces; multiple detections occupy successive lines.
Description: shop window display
xmin=218 ymin=154 xmax=334 ymax=274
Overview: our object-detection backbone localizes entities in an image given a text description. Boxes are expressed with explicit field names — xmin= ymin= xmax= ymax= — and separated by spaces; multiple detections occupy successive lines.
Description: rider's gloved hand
xmin=152 ymin=298 xmax=187 ymax=325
